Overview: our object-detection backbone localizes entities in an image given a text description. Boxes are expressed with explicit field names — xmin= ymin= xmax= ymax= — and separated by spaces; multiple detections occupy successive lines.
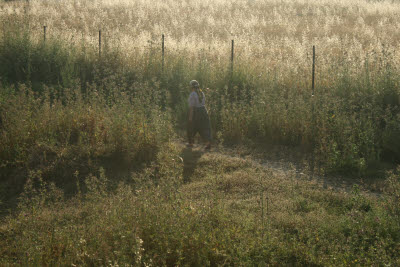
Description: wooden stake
xmin=261 ymin=190 xmax=264 ymax=239
xmin=231 ymin=40 xmax=234 ymax=73
xmin=266 ymin=192 xmax=269 ymax=240
xmin=312 ymin=45 xmax=315 ymax=96
xmin=229 ymin=39 xmax=234 ymax=93
xmin=162 ymin=34 xmax=165 ymax=73
xmin=311 ymin=45 xmax=316 ymax=177
xmin=99 ymin=30 xmax=102 ymax=57
xmin=43 ymin=26 xmax=47 ymax=42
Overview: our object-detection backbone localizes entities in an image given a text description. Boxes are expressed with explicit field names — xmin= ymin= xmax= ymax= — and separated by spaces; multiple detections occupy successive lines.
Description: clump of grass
xmin=383 ymin=167 xmax=400 ymax=226
xmin=1 ymin=145 xmax=400 ymax=265
xmin=1 ymin=0 xmax=400 ymax=174
xmin=0 ymin=81 xmax=172 ymax=207
xmin=1 ymin=1 xmax=400 ymax=264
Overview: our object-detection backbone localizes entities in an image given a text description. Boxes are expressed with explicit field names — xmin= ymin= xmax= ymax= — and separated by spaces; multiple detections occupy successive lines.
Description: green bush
xmin=1 ymin=20 xmax=400 ymax=175
xmin=0 ymin=82 xmax=172 ymax=202
xmin=1 ymin=154 xmax=400 ymax=265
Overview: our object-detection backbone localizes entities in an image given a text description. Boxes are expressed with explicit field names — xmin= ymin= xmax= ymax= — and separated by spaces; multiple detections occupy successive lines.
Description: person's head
xmin=190 ymin=80 xmax=199 ymax=91
xmin=189 ymin=80 xmax=204 ymax=102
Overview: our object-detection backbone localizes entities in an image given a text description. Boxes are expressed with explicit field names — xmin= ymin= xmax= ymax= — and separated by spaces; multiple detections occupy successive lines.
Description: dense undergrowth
xmin=1 ymin=22 xmax=399 ymax=176
xmin=1 ymin=1 xmax=400 ymax=265
xmin=1 ymin=144 xmax=399 ymax=265
xmin=0 ymin=80 xmax=172 ymax=209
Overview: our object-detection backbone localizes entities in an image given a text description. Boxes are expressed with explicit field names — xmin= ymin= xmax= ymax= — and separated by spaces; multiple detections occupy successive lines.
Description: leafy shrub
xmin=0 ymin=82 xmax=172 ymax=202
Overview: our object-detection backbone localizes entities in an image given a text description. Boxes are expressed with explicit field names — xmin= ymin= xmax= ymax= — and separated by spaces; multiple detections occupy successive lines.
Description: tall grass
xmin=0 ymin=77 xmax=173 ymax=208
xmin=1 ymin=145 xmax=400 ymax=265
xmin=1 ymin=0 xmax=400 ymax=174
xmin=1 ymin=1 xmax=400 ymax=264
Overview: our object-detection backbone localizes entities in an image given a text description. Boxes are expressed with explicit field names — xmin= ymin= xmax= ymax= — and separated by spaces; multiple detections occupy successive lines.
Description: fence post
xmin=231 ymin=39 xmax=234 ymax=75
xmin=43 ymin=26 xmax=46 ymax=42
xmin=261 ymin=190 xmax=264 ymax=240
xmin=162 ymin=34 xmax=165 ymax=73
xmin=229 ymin=39 xmax=234 ymax=94
xmin=312 ymin=45 xmax=315 ymax=96
xmin=24 ymin=0 xmax=30 ymax=15
xmin=99 ymin=30 xmax=102 ymax=57
xmin=266 ymin=192 xmax=269 ymax=239
xmin=311 ymin=45 xmax=316 ymax=177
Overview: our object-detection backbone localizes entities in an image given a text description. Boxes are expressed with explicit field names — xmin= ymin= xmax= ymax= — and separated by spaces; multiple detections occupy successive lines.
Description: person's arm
xmin=188 ymin=93 xmax=195 ymax=122
xmin=189 ymin=106 xmax=194 ymax=122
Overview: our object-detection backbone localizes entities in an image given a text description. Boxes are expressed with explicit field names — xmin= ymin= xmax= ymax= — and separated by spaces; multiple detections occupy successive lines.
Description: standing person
xmin=187 ymin=80 xmax=212 ymax=149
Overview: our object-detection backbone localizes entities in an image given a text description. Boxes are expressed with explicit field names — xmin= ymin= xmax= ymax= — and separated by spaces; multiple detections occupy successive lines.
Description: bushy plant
xmin=0 ymin=81 xmax=173 ymax=204
xmin=1 ymin=148 xmax=400 ymax=265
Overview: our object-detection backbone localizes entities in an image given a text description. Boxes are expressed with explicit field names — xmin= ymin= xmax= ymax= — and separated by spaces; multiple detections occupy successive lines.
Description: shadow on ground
xmin=181 ymin=146 xmax=204 ymax=183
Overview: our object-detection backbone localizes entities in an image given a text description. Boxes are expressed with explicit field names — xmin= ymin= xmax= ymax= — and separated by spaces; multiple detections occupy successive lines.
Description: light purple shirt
xmin=188 ymin=91 xmax=205 ymax=108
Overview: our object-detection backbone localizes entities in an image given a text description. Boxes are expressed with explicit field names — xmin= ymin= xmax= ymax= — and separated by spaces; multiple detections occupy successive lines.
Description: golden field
xmin=2 ymin=0 xmax=400 ymax=80
xmin=1 ymin=0 xmax=400 ymax=266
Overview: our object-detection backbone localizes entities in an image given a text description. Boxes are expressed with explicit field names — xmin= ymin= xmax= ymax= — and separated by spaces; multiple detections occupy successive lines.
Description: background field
xmin=0 ymin=0 xmax=400 ymax=265
xmin=2 ymin=0 xmax=400 ymax=172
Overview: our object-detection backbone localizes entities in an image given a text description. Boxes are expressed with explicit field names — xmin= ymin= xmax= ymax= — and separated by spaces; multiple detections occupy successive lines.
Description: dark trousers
xmin=187 ymin=106 xmax=212 ymax=144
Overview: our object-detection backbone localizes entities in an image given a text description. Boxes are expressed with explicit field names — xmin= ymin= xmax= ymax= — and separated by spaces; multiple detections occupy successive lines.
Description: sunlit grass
xmin=1 ymin=144 xmax=399 ymax=265
xmin=0 ymin=1 xmax=400 ymax=263
xmin=1 ymin=0 xmax=399 ymax=173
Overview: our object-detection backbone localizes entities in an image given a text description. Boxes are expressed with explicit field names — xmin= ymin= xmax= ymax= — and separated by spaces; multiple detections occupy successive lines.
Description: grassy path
xmin=0 ymin=140 xmax=398 ymax=265
xmin=178 ymin=140 xmax=382 ymax=196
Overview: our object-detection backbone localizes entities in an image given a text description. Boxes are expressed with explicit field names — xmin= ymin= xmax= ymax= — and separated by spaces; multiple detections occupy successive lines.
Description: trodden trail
xmin=174 ymin=140 xmax=383 ymax=198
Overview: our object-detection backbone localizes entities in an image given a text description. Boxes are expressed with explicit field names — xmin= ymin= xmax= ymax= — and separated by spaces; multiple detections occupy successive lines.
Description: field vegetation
xmin=1 ymin=144 xmax=400 ymax=265
xmin=1 ymin=0 xmax=400 ymax=173
xmin=0 ymin=0 xmax=400 ymax=265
